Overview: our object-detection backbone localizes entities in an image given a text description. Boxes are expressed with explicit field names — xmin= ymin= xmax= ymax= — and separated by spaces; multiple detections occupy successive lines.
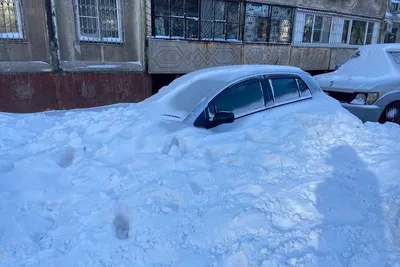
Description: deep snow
xmin=1 ymin=102 xmax=400 ymax=267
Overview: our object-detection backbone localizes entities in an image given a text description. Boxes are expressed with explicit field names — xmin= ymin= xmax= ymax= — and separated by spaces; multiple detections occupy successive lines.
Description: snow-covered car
xmin=145 ymin=65 xmax=339 ymax=130
xmin=314 ymin=44 xmax=400 ymax=124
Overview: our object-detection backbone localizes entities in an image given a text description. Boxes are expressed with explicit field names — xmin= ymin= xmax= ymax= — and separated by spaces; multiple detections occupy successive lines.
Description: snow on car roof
xmin=147 ymin=65 xmax=306 ymax=120
xmin=334 ymin=43 xmax=400 ymax=79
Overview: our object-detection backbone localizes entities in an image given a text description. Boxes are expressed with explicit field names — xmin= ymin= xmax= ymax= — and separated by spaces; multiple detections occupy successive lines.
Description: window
xmin=296 ymin=78 xmax=311 ymax=98
xmin=75 ymin=0 xmax=123 ymax=43
xmin=209 ymin=80 xmax=264 ymax=117
xmin=341 ymin=19 xmax=350 ymax=43
xmin=0 ymin=0 xmax=23 ymax=40
xmin=302 ymin=14 xmax=332 ymax=43
xmin=390 ymin=2 xmax=400 ymax=12
xmin=270 ymin=78 xmax=300 ymax=104
xmin=347 ymin=20 xmax=374 ymax=45
xmin=244 ymin=3 xmax=293 ymax=43
xmin=340 ymin=19 xmax=376 ymax=45
xmin=153 ymin=0 xmax=240 ymax=40
xmin=152 ymin=1 xmax=295 ymax=43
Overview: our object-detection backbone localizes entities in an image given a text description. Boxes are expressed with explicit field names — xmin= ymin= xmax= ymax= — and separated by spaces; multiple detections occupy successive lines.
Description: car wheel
xmin=385 ymin=102 xmax=400 ymax=124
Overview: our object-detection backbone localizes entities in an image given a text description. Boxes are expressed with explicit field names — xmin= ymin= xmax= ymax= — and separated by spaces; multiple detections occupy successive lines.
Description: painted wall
xmin=0 ymin=72 xmax=152 ymax=113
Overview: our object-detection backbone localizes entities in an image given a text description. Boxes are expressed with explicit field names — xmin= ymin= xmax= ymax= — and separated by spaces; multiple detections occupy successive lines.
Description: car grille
xmin=324 ymin=90 xmax=357 ymax=104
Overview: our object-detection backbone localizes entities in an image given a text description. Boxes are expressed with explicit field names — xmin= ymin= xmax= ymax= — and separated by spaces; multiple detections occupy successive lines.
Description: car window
xmin=388 ymin=51 xmax=400 ymax=65
xmin=209 ymin=80 xmax=264 ymax=117
xmin=270 ymin=78 xmax=300 ymax=104
xmin=296 ymin=78 xmax=312 ymax=98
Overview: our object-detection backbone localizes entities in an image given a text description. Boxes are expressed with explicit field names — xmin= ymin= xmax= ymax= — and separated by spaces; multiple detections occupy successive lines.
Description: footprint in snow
xmin=113 ymin=214 xmax=130 ymax=240
xmin=57 ymin=146 xmax=76 ymax=168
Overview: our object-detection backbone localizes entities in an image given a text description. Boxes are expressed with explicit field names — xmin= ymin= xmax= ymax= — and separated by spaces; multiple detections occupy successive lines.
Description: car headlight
xmin=366 ymin=92 xmax=379 ymax=105
xmin=350 ymin=93 xmax=379 ymax=105
xmin=351 ymin=93 xmax=366 ymax=105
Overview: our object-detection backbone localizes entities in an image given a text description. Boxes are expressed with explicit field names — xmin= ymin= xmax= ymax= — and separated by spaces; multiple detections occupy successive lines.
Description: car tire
xmin=385 ymin=102 xmax=400 ymax=124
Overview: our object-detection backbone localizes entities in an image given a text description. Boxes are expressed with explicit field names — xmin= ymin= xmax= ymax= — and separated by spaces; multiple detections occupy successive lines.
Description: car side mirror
xmin=212 ymin=111 xmax=235 ymax=124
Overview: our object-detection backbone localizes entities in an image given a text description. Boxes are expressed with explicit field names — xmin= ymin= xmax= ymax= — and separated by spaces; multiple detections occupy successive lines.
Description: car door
xmin=194 ymin=76 xmax=273 ymax=128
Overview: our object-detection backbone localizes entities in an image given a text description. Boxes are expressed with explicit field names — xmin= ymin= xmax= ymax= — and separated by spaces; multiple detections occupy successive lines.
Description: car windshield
xmin=336 ymin=48 xmax=395 ymax=78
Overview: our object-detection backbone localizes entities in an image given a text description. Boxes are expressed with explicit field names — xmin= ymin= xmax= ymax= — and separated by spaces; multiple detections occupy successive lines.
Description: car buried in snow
xmin=313 ymin=44 xmax=400 ymax=124
xmin=142 ymin=65 xmax=345 ymax=130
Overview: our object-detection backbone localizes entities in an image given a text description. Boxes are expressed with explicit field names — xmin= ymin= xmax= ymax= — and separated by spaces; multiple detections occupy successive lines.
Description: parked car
xmin=141 ymin=64 xmax=344 ymax=129
xmin=313 ymin=44 xmax=400 ymax=124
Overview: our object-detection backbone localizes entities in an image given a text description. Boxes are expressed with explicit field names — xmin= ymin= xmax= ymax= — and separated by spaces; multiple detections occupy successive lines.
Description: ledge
xmin=60 ymin=61 xmax=144 ymax=72
xmin=0 ymin=61 xmax=52 ymax=74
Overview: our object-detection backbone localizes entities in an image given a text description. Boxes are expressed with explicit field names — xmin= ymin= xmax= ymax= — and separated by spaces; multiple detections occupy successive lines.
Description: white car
xmin=314 ymin=44 xmax=400 ymax=124
xmin=142 ymin=65 xmax=345 ymax=130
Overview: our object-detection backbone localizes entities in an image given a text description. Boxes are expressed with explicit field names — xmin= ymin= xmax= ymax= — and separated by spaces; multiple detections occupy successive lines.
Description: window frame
xmin=74 ymin=0 xmax=124 ymax=44
xmin=302 ymin=13 xmax=333 ymax=44
xmin=151 ymin=0 xmax=295 ymax=44
xmin=295 ymin=10 xmax=379 ymax=48
xmin=152 ymin=0 xmax=242 ymax=41
xmin=342 ymin=19 xmax=375 ymax=46
xmin=243 ymin=2 xmax=294 ymax=44
xmin=0 ymin=0 xmax=24 ymax=40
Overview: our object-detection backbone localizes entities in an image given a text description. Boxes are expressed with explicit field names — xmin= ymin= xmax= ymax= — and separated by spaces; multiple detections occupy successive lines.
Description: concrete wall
xmin=0 ymin=0 xmax=52 ymax=73
xmin=148 ymin=39 xmax=356 ymax=73
xmin=54 ymin=0 xmax=145 ymax=72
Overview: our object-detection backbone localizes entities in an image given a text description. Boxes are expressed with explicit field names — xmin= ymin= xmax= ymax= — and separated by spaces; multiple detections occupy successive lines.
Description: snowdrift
xmin=1 ymin=101 xmax=400 ymax=267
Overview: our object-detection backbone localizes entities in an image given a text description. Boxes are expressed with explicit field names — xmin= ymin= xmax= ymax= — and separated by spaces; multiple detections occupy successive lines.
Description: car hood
xmin=313 ymin=73 xmax=386 ymax=93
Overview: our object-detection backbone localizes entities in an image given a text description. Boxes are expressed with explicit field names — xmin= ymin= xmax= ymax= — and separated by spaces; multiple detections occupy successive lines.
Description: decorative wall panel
xmin=149 ymin=39 xmax=242 ymax=73
xmin=289 ymin=47 xmax=330 ymax=70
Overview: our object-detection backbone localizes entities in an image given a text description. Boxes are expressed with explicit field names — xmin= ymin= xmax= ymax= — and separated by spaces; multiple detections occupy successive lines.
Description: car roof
xmin=150 ymin=65 xmax=307 ymax=120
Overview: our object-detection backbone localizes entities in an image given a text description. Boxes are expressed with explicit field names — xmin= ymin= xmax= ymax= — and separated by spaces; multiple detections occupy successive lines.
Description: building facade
xmin=147 ymin=0 xmax=387 ymax=91
xmin=0 ymin=0 xmax=151 ymax=113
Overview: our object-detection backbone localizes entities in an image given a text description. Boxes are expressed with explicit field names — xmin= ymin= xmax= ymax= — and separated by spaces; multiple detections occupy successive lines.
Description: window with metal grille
xmin=152 ymin=0 xmax=241 ymax=41
xmin=244 ymin=3 xmax=293 ymax=44
xmin=75 ymin=0 xmax=123 ymax=43
xmin=0 ymin=0 xmax=23 ymax=40
xmin=151 ymin=0 xmax=294 ymax=43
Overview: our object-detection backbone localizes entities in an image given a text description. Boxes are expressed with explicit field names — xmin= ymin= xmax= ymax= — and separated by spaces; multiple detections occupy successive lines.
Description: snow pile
xmin=1 ymin=103 xmax=400 ymax=267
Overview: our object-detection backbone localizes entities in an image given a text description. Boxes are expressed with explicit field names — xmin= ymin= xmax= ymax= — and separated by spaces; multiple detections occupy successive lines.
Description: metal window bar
xmin=0 ymin=0 xmax=25 ymax=42
xmin=151 ymin=0 xmax=295 ymax=44
xmin=75 ymin=0 xmax=124 ymax=44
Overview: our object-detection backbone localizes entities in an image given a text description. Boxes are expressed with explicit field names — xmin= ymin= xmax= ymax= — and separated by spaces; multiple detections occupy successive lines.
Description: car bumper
xmin=341 ymin=103 xmax=384 ymax=122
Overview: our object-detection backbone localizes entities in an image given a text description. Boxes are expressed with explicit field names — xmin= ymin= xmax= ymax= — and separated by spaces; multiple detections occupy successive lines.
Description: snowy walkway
xmin=1 ymin=104 xmax=400 ymax=267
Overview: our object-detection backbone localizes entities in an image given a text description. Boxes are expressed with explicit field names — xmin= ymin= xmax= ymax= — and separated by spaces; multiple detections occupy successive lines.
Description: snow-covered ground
xmin=1 ymin=101 xmax=400 ymax=267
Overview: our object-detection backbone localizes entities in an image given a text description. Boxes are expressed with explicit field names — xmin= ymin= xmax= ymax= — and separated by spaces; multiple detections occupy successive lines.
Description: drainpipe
xmin=44 ymin=0 xmax=61 ymax=73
